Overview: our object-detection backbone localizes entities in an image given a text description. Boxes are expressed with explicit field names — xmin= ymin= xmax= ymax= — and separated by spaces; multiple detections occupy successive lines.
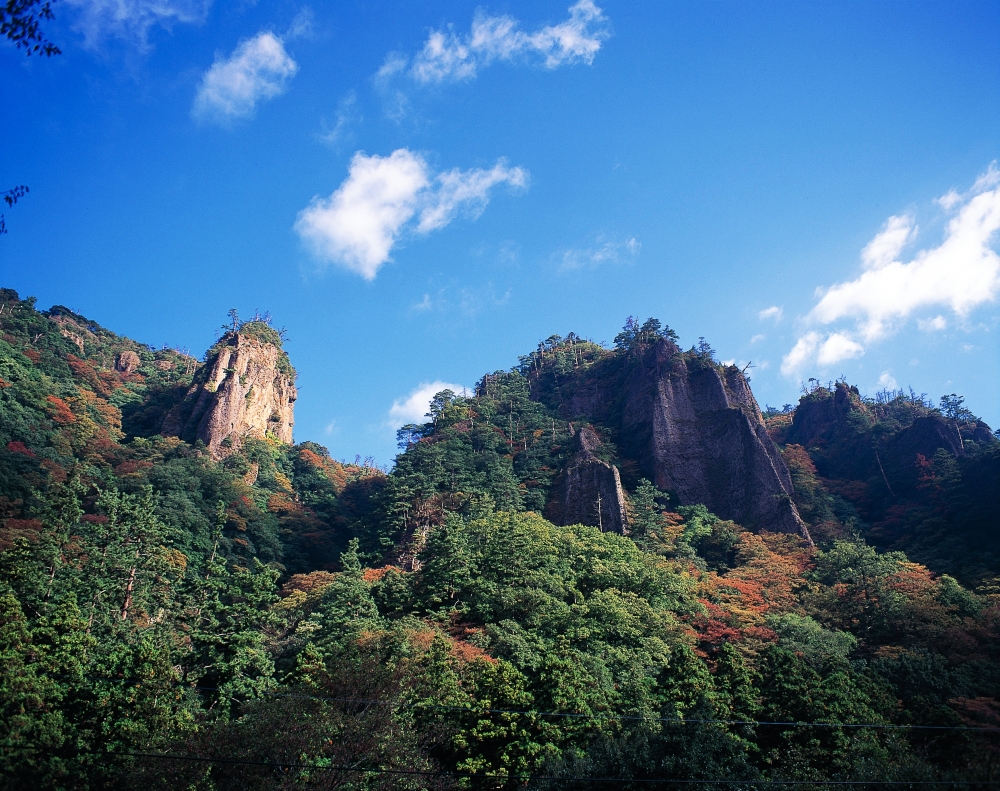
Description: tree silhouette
xmin=1 ymin=0 xmax=61 ymax=56
xmin=0 ymin=185 xmax=28 ymax=236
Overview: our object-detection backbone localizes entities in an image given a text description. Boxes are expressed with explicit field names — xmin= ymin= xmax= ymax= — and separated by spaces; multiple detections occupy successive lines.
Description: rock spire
xmin=545 ymin=424 xmax=629 ymax=533
xmin=161 ymin=326 xmax=296 ymax=459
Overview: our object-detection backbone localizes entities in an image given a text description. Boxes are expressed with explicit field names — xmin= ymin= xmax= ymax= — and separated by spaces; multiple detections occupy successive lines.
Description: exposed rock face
xmin=545 ymin=425 xmax=629 ymax=533
xmin=161 ymin=331 xmax=296 ymax=459
xmin=967 ymin=421 xmax=997 ymax=445
xmin=49 ymin=312 xmax=93 ymax=354
xmin=116 ymin=350 xmax=141 ymax=374
xmin=544 ymin=339 xmax=809 ymax=540
xmin=889 ymin=415 xmax=964 ymax=461
xmin=784 ymin=382 xmax=973 ymax=495
xmin=783 ymin=381 xmax=866 ymax=449
xmin=879 ymin=415 xmax=964 ymax=494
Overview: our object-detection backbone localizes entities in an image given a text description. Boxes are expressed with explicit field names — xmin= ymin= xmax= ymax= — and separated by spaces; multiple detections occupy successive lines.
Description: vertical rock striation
xmin=540 ymin=338 xmax=809 ymax=540
xmin=545 ymin=425 xmax=629 ymax=533
xmin=635 ymin=341 xmax=807 ymax=539
xmin=161 ymin=328 xmax=296 ymax=459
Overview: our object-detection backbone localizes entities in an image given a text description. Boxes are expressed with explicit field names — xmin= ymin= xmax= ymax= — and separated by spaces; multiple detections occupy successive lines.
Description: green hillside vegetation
xmin=1 ymin=290 xmax=999 ymax=789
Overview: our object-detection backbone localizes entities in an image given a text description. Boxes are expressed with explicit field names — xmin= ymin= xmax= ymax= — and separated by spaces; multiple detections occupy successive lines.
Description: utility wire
xmin=1 ymin=744 xmax=996 ymax=787
xmin=61 ymin=674 xmax=1000 ymax=733
xmin=185 ymin=686 xmax=1000 ymax=734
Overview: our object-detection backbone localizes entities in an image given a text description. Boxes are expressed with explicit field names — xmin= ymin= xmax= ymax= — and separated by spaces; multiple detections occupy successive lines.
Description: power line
xmin=182 ymin=686 xmax=1000 ymax=734
xmin=38 ymin=674 xmax=999 ymax=735
xmin=60 ymin=674 xmax=999 ymax=734
xmin=1 ymin=744 xmax=995 ymax=787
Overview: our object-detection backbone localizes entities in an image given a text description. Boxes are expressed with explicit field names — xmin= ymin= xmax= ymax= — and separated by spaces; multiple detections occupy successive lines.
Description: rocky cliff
xmin=544 ymin=424 xmax=629 ymax=533
xmin=781 ymin=381 xmax=982 ymax=497
xmin=161 ymin=325 xmax=296 ymax=459
xmin=534 ymin=338 xmax=809 ymax=540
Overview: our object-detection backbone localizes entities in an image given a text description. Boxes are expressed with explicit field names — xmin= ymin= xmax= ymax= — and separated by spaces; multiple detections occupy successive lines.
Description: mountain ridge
xmin=2 ymin=288 xmax=999 ymax=788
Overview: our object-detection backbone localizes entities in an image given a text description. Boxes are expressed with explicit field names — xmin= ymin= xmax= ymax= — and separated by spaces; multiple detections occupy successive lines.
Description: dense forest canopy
xmin=1 ymin=291 xmax=999 ymax=789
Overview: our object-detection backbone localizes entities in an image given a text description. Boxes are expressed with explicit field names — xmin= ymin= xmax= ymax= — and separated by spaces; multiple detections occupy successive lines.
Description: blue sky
xmin=2 ymin=0 xmax=999 ymax=465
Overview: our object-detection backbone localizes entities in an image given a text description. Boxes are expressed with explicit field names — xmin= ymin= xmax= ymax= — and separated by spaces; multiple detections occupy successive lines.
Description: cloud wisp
xmin=67 ymin=0 xmax=210 ymax=49
xmin=559 ymin=236 xmax=640 ymax=271
xmin=388 ymin=381 xmax=470 ymax=429
xmin=295 ymin=149 xmax=528 ymax=280
xmin=782 ymin=164 xmax=1000 ymax=376
xmin=387 ymin=0 xmax=608 ymax=86
xmin=193 ymin=32 xmax=298 ymax=123
xmin=318 ymin=92 xmax=361 ymax=146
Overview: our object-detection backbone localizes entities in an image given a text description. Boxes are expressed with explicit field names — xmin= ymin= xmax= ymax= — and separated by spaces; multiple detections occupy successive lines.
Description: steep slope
xmin=3 ymin=293 xmax=1000 ymax=788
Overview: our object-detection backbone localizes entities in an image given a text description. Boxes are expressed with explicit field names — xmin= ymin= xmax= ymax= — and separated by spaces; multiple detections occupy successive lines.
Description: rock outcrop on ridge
xmin=161 ymin=327 xmax=296 ymax=459
xmin=544 ymin=424 xmax=629 ymax=533
xmin=536 ymin=338 xmax=809 ymax=540
xmin=782 ymin=381 xmax=984 ymax=497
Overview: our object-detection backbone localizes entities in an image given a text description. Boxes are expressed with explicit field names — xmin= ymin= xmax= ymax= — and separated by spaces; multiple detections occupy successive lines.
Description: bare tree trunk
xmin=120 ymin=541 xmax=141 ymax=621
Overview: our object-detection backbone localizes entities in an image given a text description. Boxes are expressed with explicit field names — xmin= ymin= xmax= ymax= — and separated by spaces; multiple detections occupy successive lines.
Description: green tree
xmin=302 ymin=538 xmax=379 ymax=661
xmin=183 ymin=503 xmax=279 ymax=713
xmin=757 ymin=645 xmax=891 ymax=779
xmin=0 ymin=584 xmax=91 ymax=789
xmin=629 ymin=478 xmax=669 ymax=547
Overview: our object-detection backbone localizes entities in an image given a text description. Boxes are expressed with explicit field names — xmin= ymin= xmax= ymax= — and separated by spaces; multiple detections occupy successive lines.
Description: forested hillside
xmin=2 ymin=290 xmax=999 ymax=789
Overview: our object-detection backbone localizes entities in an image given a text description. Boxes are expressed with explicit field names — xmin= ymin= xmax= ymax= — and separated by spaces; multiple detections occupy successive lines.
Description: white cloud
xmin=412 ymin=29 xmax=477 ymax=84
xmin=67 ymin=0 xmax=209 ymax=49
xmin=388 ymin=381 xmax=470 ymax=428
xmin=498 ymin=241 xmax=521 ymax=266
xmin=758 ymin=306 xmax=783 ymax=322
xmin=918 ymin=315 xmax=947 ymax=332
xmin=780 ymin=331 xmax=864 ymax=376
xmin=318 ymin=92 xmax=360 ymax=146
xmin=816 ymin=332 xmax=864 ymax=367
xmin=406 ymin=283 xmax=510 ymax=317
xmin=937 ymin=190 xmax=962 ymax=211
xmin=782 ymin=332 xmax=820 ymax=376
xmin=296 ymin=149 xmax=428 ymax=279
xmin=559 ymin=236 xmax=640 ymax=271
xmin=193 ymin=32 xmax=297 ymax=123
xmin=877 ymin=372 xmax=898 ymax=390
xmin=286 ymin=7 xmax=314 ymax=40
xmin=378 ymin=52 xmax=409 ymax=79
xmin=783 ymin=163 xmax=1000 ymax=377
xmin=295 ymin=149 xmax=527 ymax=279
xmin=808 ymin=164 xmax=1000 ymax=341
xmin=405 ymin=0 xmax=609 ymax=84
xmin=749 ymin=334 xmax=765 ymax=344
xmin=860 ymin=214 xmax=917 ymax=270
xmin=417 ymin=161 xmax=528 ymax=232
